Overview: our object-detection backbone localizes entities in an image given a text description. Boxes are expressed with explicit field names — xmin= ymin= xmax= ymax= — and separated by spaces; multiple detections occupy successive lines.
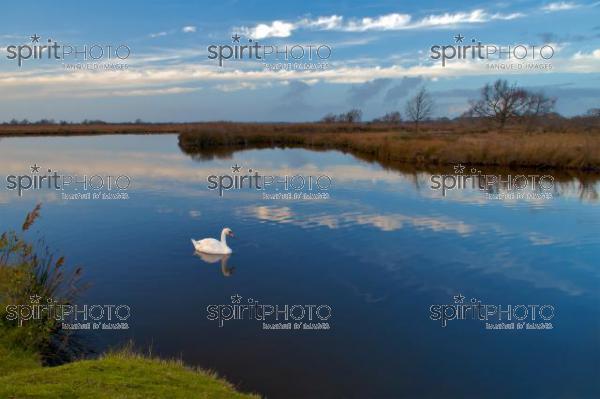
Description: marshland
xmin=0 ymin=130 xmax=598 ymax=397
xmin=0 ymin=80 xmax=598 ymax=397
xmin=2 ymin=80 xmax=599 ymax=173
xmin=0 ymin=120 xmax=598 ymax=171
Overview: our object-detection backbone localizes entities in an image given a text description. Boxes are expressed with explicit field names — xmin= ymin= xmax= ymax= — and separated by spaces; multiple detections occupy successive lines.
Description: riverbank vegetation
xmin=0 ymin=119 xmax=597 ymax=171
xmin=177 ymin=126 xmax=600 ymax=171
xmin=0 ymin=207 xmax=258 ymax=398
xmin=0 ymin=346 xmax=258 ymax=399
xmin=1 ymin=79 xmax=598 ymax=171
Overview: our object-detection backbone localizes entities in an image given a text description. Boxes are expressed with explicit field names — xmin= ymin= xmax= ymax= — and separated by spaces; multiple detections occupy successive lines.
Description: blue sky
xmin=0 ymin=0 xmax=598 ymax=122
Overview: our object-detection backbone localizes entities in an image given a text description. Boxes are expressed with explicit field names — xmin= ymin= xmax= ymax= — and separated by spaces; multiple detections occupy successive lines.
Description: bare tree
xmin=585 ymin=108 xmax=600 ymax=118
xmin=526 ymin=92 xmax=556 ymax=117
xmin=342 ymin=109 xmax=363 ymax=123
xmin=523 ymin=91 xmax=556 ymax=128
xmin=320 ymin=113 xmax=337 ymax=123
xmin=405 ymin=87 xmax=433 ymax=132
xmin=468 ymin=79 xmax=555 ymax=129
xmin=373 ymin=111 xmax=402 ymax=124
xmin=320 ymin=109 xmax=363 ymax=123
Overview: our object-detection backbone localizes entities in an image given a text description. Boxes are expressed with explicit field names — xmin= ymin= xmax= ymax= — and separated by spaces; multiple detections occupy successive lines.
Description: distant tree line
xmin=320 ymin=109 xmax=363 ymax=123
xmin=319 ymin=79 xmax=598 ymax=132
xmin=372 ymin=111 xmax=401 ymax=124
xmin=2 ymin=80 xmax=598 ymax=130
xmin=1 ymin=119 xmax=143 ymax=125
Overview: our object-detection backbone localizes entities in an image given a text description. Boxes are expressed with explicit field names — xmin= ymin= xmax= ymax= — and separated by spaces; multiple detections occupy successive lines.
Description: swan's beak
xmin=228 ymin=231 xmax=235 ymax=237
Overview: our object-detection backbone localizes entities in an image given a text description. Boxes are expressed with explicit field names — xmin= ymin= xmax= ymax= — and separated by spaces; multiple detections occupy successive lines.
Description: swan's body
xmin=192 ymin=228 xmax=234 ymax=255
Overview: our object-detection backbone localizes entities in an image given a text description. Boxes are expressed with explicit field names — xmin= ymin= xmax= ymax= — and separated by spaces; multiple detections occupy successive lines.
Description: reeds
xmin=178 ymin=126 xmax=600 ymax=171
xmin=0 ymin=205 xmax=85 ymax=365
xmin=0 ymin=121 xmax=598 ymax=170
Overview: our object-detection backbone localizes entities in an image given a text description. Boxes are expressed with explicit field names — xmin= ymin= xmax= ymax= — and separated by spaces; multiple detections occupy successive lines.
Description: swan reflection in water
xmin=194 ymin=252 xmax=235 ymax=277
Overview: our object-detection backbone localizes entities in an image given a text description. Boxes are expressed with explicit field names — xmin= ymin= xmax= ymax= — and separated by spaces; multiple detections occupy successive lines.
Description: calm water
xmin=0 ymin=135 xmax=599 ymax=398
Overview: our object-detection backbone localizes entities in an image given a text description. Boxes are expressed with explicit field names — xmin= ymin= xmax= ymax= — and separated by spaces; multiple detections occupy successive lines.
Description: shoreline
xmin=0 ymin=207 xmax=258 ymax=398
xmin=1 ymin=122 xmax=599 ymax=172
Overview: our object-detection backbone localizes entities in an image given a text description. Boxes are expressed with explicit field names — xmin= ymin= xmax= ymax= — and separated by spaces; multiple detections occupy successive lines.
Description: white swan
xmin=191 ymin=228 xmax=234 ymax=254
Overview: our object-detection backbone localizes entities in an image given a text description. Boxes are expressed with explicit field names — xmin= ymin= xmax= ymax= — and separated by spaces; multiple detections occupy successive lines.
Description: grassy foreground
xmin=0 ymin=331 xmax=40 ymax=376
xmin=0 ymin=344 xmax=258 ymax=399
xmin=0 ymin=209 xmax=258 ymax=399
xmin=0 ymin=305 xmax=257 ymax=399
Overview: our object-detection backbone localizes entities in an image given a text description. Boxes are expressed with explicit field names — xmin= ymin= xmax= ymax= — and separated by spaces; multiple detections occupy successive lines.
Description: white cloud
xmin=406 ymin=9 xmax=524 ymax=28
xmin=108 ymin=86 xmax=201 ymax=97
xmin=1 ymin=46 xmax=597 ymax=98
xmin=344 ymin=13 xmax=412 ymax=31
xmin=149 ymin=31 xmax=168 ymax=38
xmin=301 ymin=15 xmax=344 ymax=30
xmin=241 ymin=20 xmax=296 ymax=39
xmin=214 ymin=81 xmax=259 ymax=92
xmin=411 ymin=9 xmax=487 ymax=28
xmin=127 ymin=47 xmax=206 ymax=66
xmin=150 ymin=26 xmax=197 ymax=37
xmin=240 ymin=8 xmax=525 ymax=38
xmin=491 ymin=12 xmax=525 ymax=20
xmin=572 ymin=48 xmax=600 ymax=59
xmin=570 ymin=48 xmax=600 ymax=72
xmin=541 ymin=2 xmax=580 ymax=12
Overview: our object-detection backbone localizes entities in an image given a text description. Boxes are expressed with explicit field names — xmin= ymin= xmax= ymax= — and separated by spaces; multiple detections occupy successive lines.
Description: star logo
xmin=454 ymin=33 xmax=465 ymax=43
xmin=231 ymin=164 xmax=241 ymax=173
xmin=232 ymin=33 xmax=241 ymax=43
xmin=30 ymin=164 xmax=40 ymax=173
xmin=30 ymin=34 xmax=40 ymax=43
xmin=453 ymin=293 xmax=465 ymax=304
xmin=29 ymin=295 xmax=42 ymax=304
xmin=230 ymin=294 xmax=242 ymax=304
xmin=453 ymin=164 xmax=465 ymax=174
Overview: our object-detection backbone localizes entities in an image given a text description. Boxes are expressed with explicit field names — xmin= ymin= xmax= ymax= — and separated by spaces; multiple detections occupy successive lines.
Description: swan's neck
xmin=220 ymin=230 xmax=228 ymax=245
